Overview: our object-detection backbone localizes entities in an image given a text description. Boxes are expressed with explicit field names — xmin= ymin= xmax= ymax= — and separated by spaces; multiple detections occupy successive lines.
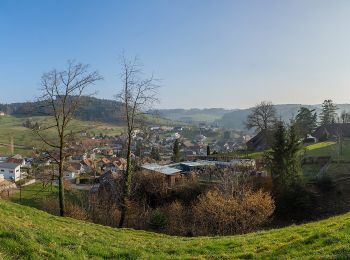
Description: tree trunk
xmin=118 ymin=133 xmax=132 ymax=228
xmin=58 ymin=143 xmax=65 ymax=217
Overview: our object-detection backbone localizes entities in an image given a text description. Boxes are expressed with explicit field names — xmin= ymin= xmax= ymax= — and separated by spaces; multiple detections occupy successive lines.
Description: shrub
xmin=65 ymin=202 xmax=89 ymax=220
xmin=148 ymin=210 xmax=167 ymax=231
xmin=316 ymin=174 xmax=335 ymax=192
xmin=41 ymin=198 xmax=88 ymax=220
xmin=131 ymin=171 xmax=168 ymax=208
xmin=192 ymin=189 xmax=275 ymax=236
xmin=274 ymin=183 xmax=314 ymax=221
xmin=163 ymin=201 xmax=189 ymax=236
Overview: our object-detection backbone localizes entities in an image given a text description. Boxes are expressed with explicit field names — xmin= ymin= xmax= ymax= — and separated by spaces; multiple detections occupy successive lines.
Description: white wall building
xmin=0 ymin=163 xmax=21 ymax=181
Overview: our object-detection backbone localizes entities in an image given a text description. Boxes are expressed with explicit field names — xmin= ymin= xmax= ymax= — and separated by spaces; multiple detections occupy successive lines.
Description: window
xmin=0 ymin=169 xmax=4 ymax=172
xmin=9 ymin=170 xmax=13 ymax=173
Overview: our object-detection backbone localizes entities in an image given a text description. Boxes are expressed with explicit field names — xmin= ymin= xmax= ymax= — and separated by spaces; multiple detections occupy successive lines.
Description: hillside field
xmin=0 ymin=115 xmax=125 ymax=156
xmin=1 ymin=200 xmax=350 ymax=259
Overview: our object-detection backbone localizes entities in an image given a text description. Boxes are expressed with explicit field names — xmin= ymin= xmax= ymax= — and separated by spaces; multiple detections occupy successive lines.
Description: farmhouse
xmin=246 ymin=130 xmax=274 ymax=151
xmin=0 ymin=162 xmax=21 ymax=181
xmin=313 ymin=123 xmax=350 ymax=141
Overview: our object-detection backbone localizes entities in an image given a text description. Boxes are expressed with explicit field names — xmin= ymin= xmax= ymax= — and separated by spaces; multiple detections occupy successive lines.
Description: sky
xmin=1 ymin=0 xmax=350 ymax=109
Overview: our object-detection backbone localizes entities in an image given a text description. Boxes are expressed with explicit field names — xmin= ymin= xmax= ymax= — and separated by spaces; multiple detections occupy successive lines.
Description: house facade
xmin=0 ymin=162 xmax=21 ymax=181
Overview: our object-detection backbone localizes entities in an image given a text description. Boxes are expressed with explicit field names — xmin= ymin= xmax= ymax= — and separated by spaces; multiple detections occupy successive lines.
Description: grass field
xmin=304 ymin=140 xmax=350 ymax=160
xmin=0 ymin=115 xmax=125 ymax=156
xmin=9 ymin=182 xmax=85 ymax=210
xmin=1 ymin=200 xmax=350 ymax=258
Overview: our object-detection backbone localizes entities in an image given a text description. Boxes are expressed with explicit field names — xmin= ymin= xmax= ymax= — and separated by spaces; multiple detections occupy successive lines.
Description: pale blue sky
xmin=1 ymin=0 xmax=350 ymax=108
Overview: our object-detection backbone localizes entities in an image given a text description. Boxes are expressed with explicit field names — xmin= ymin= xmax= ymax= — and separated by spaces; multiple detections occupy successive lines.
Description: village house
xmin=98 ymin=158 xmax=110 ymax=169
xmin=6 ymin=156 xmax=26 ymax=166
xmin=101 ymin=157 xmax=127 ymax=172
xmin=64 ymin=162 xmax=83 ymax=181
xmin=80 ymin=158 xmax=95 ymax=173
xmin=102 ymin=149 xmax=114 ymax=156
xmin=246 ymin=130 xmax=274 ymax=151
xmin=0 ymin=162 xmax=22 ymax=181
xmin=70 ymin=153 xmax=87 ymax=161
xmin=141 ymin=163 xmax=182 ymax=187
xmin=313 ymin=123 xmax=350 ymax=141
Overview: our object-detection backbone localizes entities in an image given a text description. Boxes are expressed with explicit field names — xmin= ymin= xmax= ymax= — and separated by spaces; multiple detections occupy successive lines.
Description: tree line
xmin=246 ymin=99 xmax=348 ymax=139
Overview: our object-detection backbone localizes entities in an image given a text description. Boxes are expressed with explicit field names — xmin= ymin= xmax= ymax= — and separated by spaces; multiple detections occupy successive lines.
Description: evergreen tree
xmin=320 ymin=100 xmax=337 ymax=125
xmin=340 ymin=110 xmax=350 ymax=123
xmin=268 ymin=121 xmax=302 ymax=192
xmin=267 ymin=122 xmax=310 ymax=220
xmin=268 ymin=121 xmax=288 ymax=190
xmin=295 ymin=107 xmax=317 ymax=137
xmin=223 ymin=131 xmax=231 ymax=140
xmin=135 ymin=141 xmax=142 ymax=157
xmin=206 ymin=145 xmax=211 ymax=156
xmin=150 ymin=147 xmax=161 ymax=161
xmin=286 ymin=124 xmax=302 ymax=183
xmin=172 ymin=139 xmax=180 ymax=162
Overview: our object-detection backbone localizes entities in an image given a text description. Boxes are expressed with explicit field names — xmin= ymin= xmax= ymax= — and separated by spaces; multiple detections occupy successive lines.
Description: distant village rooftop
xmin=0 ymin=162 xmax=21 ymax=169
xmin=142 ymin=163 xmax=182 ymax=175
xmin=179 ymin=160 xmax=216 ymax=168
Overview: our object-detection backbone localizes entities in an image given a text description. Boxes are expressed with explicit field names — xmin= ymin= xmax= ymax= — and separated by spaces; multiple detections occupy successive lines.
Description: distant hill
xmin=1 ymin=200 xmax=350 ymax=258
xmin=218 ymin=104 xmax=314 ymax=130
xmin=2 ymin=98 xmax=350 ymax=130
xmin=219 ymin=104 xmax=350 ymax=130
xmin=0 ymin=96 xmax=125 ymax=124
xmin=156 ymin=108 xmax=232 ymax=123
xmin=0 ymin=96 xmax=174 ymax=126
xmin=158 ymin=104 xmax=350 ymax=130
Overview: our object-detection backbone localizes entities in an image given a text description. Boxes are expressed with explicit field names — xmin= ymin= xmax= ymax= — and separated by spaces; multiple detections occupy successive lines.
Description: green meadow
xmin=1 ymin=199 xmax=350 ymax=259
xmin=0 ymin=115 xmax=125 ymax=156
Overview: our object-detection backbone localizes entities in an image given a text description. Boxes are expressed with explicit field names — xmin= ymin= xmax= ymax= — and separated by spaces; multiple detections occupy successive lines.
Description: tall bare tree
xmin=36 ymin=61 xmax=102 ymax=216
xmin=246 ymin=101 xmax=277 ymax=132
xmin=116 ymin=55 xmax=159 ymax=227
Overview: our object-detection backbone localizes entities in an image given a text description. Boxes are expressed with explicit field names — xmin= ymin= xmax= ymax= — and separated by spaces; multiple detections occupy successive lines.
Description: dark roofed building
xmin=246 ymin=130 xmax=274 ymax=151
xmin=313 ymin=123 xmax=350 ymax=141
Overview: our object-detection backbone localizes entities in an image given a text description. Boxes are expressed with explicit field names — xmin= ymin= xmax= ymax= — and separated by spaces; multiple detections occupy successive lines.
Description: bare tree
xmin=246 ymin=101 xmax=277 ymax=132
xmin=36 ymin=61 xmax=102 ymax=216
xmin=116 ymin=55 xmax=159 ymax=227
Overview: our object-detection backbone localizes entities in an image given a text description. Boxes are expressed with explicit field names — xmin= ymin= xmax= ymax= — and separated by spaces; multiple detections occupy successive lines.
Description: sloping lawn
xmin=1 ymin=200 xmax=350 ymax=259
xmin=304 ymin=140 xmax=350 ymax=160
xmin=9 ymin=182 xmax=85 ymax=210
xmin=305 ymin=141 xmax=336 ymax=152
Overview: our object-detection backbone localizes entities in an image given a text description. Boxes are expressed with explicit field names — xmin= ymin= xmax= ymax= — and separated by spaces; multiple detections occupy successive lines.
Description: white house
xmin=0 ymin=162 xmax=21 ymax=181
xmin=64 ymin=163 xmax=83 ymax=181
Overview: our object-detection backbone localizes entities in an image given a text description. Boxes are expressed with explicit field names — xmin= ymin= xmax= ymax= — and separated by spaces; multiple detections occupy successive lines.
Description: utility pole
xmin=10 ymin=136 xmax=14 ymax=155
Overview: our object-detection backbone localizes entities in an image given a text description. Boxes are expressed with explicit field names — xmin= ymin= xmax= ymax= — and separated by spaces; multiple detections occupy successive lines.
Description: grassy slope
xmin=304 ymin=140 xmax=350 ymax=160
xmin=1 ymin=200 xmax=350 ymax=259
xmin=0 ymin=115 xmax=125 ymax=156
xmin=9 ymin=182 xmax=85 ymax=210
